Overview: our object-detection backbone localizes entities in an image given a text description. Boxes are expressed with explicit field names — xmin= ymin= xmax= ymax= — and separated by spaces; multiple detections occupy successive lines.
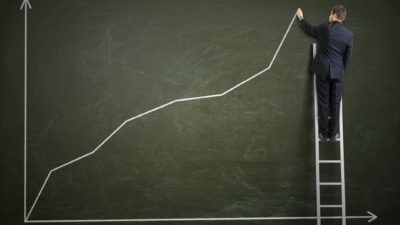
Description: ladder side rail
xmin=339 ymin=99 xmax=346 ymax=225
xmin=312 ymin=43 xmax=321 ymax=225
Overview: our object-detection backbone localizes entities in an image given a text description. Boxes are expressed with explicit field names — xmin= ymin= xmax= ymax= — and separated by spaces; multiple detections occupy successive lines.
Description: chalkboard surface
xmin=1 ymin=0 xmax=400 ymax=224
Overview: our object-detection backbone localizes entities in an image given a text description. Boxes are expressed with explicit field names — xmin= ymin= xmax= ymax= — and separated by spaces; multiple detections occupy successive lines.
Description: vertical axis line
xmin=23 ymin=4 xmax=28 ymax=221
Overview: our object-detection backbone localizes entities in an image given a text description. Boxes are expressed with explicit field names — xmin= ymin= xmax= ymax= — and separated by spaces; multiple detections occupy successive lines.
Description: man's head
xmin=329 ymin=5 xmax=347 ymax=22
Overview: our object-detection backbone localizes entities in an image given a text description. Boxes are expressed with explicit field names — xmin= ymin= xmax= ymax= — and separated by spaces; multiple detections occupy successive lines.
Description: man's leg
xmin=328 ymin=78 xmax=344 ymax=138
xmin=316 ymin=75 xmax=330 ymax=138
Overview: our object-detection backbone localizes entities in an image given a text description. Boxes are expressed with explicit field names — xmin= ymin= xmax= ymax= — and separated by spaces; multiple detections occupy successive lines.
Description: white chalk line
xmin=24 ymin=213 xmax=376 ymax=223
xmin=26 ymin=13 xmax=297 ymax=220
xmin=21 ymin=0 xmax=32 ymax=221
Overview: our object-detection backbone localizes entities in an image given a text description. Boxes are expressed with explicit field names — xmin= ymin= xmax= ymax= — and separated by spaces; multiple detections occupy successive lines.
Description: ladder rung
xmin=320 ymin=205 xmax=342 ymax=208
xmin=319 ymin=160 xmax=341 ymax=163
xmin=320 ymin=182 xmax=341 ymax=186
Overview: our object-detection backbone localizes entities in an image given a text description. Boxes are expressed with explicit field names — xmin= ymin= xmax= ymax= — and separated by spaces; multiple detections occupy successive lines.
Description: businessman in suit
xmin=296 ymin=5 xmax=353 ymax=141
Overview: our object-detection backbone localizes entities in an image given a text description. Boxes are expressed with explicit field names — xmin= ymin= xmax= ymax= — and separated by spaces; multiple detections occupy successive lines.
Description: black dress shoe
xmin=328 ymin=133 xmax=340 ymax=142
xmin=319 ymin=133 xmax=328 ymax=142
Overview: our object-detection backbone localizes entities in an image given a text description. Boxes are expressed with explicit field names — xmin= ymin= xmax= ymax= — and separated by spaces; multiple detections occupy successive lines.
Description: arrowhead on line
xmin=20 ymin=0 xmax=32 ymax=10
xmin=367 ymin=211 xmax=378 ymax=223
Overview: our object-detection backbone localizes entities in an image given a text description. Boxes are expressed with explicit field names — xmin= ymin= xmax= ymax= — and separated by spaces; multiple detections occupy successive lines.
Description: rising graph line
xmin=26 ymin=13 xmax=296 ymax=220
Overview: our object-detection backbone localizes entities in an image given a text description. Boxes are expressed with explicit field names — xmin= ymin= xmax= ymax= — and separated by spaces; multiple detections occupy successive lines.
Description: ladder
xmin=312 ymin=43 xmax=346 ymax=225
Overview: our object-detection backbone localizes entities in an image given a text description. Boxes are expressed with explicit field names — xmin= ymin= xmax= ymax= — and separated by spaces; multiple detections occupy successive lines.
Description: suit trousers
xmin=316 ymin=75 xmax=344 ymax=136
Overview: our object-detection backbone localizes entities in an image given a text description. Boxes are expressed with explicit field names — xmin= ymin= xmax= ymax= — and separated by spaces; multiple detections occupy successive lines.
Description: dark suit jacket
xmin=299 ymin=19 xmax=353 ymax=79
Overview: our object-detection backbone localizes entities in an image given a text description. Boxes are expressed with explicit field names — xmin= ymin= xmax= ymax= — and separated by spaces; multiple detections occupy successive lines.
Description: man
xmin=296 ymin=5 xmax=353 ymax=141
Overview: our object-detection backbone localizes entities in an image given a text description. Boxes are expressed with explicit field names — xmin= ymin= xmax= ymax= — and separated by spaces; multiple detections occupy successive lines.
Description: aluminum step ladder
xmin=312 ymin=43 xmax=346 ymax=225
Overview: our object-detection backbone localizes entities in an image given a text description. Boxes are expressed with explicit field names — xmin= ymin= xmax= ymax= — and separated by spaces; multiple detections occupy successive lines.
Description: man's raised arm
xmin=296 ymin=8 xmax=318 ymax=38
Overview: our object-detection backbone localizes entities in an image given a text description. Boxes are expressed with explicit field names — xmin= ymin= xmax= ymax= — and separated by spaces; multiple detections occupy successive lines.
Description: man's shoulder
xmin=343 ymin=26 xmax=353 ymax=35
xmin=334 ymin=23 xmax=353 ymax=40
xmin=348 ymin=29 xmax=354 ymax=37
xmin=343 ymin=27 xmax=353 ymax=41
xmin=339 ymin=22 xmax=353 ymax=36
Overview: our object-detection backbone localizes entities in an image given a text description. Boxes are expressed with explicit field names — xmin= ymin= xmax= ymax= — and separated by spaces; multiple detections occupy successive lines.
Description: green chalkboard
xmin=1 ymin=0 xmax=399 ymax=224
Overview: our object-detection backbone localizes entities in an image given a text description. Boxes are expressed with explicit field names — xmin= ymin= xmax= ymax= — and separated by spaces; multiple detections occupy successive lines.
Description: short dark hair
xmin=332 ymin=5 xmax=347 ymax=21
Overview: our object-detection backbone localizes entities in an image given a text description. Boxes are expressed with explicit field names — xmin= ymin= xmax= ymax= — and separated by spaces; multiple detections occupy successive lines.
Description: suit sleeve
xmin=343 ymin=35 xmax=353 ymax=70
xmin=298 ymin=19 xmax=319 ymax=38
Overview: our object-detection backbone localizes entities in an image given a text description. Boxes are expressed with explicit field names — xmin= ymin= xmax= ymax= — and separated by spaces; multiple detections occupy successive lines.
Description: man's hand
xmin=296 ymin=8 xmax=304 ymax=20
